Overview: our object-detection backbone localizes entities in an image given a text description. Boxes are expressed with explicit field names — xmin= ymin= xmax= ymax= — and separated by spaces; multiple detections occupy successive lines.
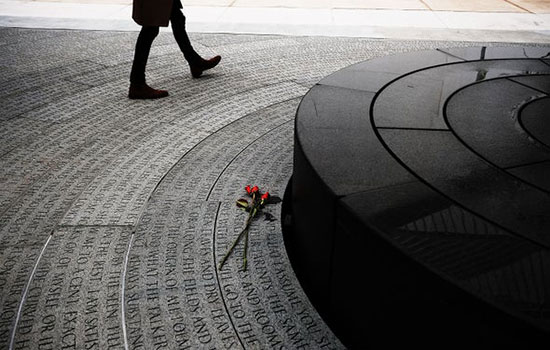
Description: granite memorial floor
xmin=1 ymin=27 xmax=549 ymax=349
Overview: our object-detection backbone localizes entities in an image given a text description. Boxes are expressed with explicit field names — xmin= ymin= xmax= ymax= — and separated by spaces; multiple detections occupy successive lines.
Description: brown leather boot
xmin=128 ymin=82 xmax=169 ymax=99
xmin=190 ymin=55 xmax=222 ymax=78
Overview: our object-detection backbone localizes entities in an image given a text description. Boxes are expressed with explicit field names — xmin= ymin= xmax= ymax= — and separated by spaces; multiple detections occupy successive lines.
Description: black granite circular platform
xmin=290 ymin=46 xmax=550 ymax=348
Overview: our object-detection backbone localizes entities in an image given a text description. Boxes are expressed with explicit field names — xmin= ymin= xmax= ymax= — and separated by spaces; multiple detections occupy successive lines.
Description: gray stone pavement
xmin=1 ymin=27 xmax=550 ymax=349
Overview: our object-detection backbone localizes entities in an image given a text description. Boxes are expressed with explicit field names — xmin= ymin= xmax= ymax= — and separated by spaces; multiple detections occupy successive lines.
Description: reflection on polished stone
xmin=292 ymin=46 xmax=550 ymax=348
xmin=520 ymin=96 xmax=550 ymax=148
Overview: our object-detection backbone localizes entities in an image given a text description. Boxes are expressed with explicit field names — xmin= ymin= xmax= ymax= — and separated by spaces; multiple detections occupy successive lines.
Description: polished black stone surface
xmin=291 ymin=46 xmax=550 ymax=348
xmin=296 ymin=85 xmax=414 ymax=196
xmin=520 ymin=96 xmax=550 ymax=148
xmin=446 ymin=77 xmax=549 ymax=167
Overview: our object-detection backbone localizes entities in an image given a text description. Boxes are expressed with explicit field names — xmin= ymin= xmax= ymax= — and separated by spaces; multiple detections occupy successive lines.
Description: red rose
xmin=245 ymin=185 xmax=252 ymax=194
xmin=251 ymin=186 xmax=259 ymax=194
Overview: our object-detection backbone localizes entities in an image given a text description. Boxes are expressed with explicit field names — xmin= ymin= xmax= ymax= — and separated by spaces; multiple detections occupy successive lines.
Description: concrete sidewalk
xmin=1 ymin=0 xmax=550 ymax=42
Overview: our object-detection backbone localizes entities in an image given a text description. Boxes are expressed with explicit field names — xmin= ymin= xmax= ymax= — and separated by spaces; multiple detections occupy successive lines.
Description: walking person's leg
xmin=129 ymin=26 xmax=169 ymax=99
xmin=170 ymin=3 xmax=201 ymax=65
xmin=170 ymin=1 xmax=221 ymax=78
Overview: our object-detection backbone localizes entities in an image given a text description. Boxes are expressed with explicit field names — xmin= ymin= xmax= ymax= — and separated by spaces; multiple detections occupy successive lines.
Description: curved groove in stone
xmin=125 ymin=103 xmax=343 ymax=348
xmin=518 ymin=95 xmax=550 ymax=149
xmin=212 ymin=203 xmax=246 ymax=350
xmin=6 ymin=29 xmax=548 ymax=349
xmin=372 ymin=59 xmax=550 ymax=129
xmin=372 ymin=69 xmax=550 ymax=247
xmin=442 ymin=76 xmax=550 ymax=194
xmin=368 ymin=93 xmax=525 ymax=247
xmin=509 ymin=73 xmax=550 ymax=95
xmin=6 ymin=226 xmax=131 ymax=348
xmin=120 ymin=232 xmax=135 ymax=350
xmin=293 ymin=46 xmax=550 ymax=347
xmin=205 ymin=119 xmax=293 ymax=200
xmin=8 ymin=234 xmax=52 ymax=350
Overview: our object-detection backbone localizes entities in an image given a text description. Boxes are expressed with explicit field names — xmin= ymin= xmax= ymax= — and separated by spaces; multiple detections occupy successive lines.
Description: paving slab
xmin=505 ymin=0 xmax=550 ymax=13
xmin=422 ymin=0 xmax=525 ymax=12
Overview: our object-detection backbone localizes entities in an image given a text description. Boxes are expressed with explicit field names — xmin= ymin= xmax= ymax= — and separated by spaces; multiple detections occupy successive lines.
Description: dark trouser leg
xmin=130 ymin=26 xmax=159 ymax=84
xmin=170 ymin=4 xmax=201 ymax=64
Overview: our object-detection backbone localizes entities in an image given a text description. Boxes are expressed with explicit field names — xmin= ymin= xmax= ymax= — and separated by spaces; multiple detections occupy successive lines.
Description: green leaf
xmin=236 ymin=199 xmax=249 ymax=209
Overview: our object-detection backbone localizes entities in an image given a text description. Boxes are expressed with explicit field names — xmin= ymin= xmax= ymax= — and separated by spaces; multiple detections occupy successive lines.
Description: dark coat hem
xmin=132 ymin=0 xmax=182 ymax=27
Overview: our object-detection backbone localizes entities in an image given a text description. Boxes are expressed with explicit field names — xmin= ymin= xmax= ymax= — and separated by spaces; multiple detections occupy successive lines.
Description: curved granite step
xmin=292 ymin=45 xmax=550 ymax=348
